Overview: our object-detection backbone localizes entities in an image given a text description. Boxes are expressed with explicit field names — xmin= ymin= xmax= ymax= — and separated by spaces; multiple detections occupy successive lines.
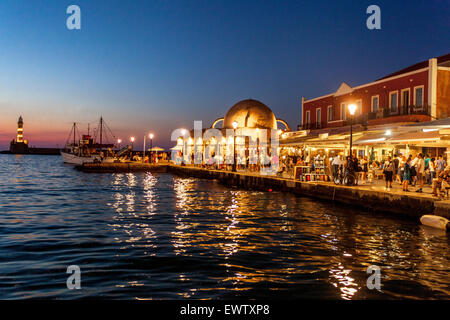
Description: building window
xmin=316 ymin=108 xmax=321 ymax=125
xmin=389 ymin=91 xmax=398 ymax=113
xmin=371 ymin=96 xmax=379 ymax=112
xmin=356 ymin=100 xmax=362 ymax=116
xmin=401 ymin=88 xmax=410 ymax=107
xmin=327 ymin=105 xmax=333 ymax=122
xmin=305 ymin=111 xmax=310 ymax=125
xmin=340 ymin=103 xmax=347 ymax=120
xmin=414 ymin=86 xmax=424 ymax=107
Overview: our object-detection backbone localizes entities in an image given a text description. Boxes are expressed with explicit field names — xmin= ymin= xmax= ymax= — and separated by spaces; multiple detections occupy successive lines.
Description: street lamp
xmin=149 ymin=133 xmax=154 ymax=163
xmin=348 ymin=104 xmax=357 ymax=158
xmin=256 ymin=128 xmax=260 ymax=167
xmin=143 ymin=133 xmax=153 ymax=163
xmin=130 ymin=137 xmax=135 ymax=160
xmin=232 ymin=121 xmax=238 ymax=172
xmin=117 ymin=139 xmax=122 ymax=149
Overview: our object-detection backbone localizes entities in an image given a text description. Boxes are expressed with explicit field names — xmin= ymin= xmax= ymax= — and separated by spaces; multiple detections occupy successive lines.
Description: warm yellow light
xmin=211 ymin=137 xmax=216 ymax=144
xmin=222 ymin=137 xmax=226 ymax=143
xmin=130 ymin=137 xmax=135 ymax=142
xmin=188 ymin=137 xmax=193 ymax=144
xmin=348 ymin=104 xmax=357 ymax=115
xmin=149 ymin=133 xmax=154 ymax=139
xmin=117 ymin=139 xmax=122 ymax=144
xmin=232 ymin=121 xmax=238 ymax=129
xmin=385 ymin=130 xmax=392 ymax=136
xmin=277 ymin=130 xmax=282 ymax=135
xmin=181 ymin=129 xmax=187 ymax=136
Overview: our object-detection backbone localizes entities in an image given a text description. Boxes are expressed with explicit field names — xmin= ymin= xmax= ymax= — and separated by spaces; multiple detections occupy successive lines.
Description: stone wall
xmin=169 ymin=166 xmax=441 ymax=218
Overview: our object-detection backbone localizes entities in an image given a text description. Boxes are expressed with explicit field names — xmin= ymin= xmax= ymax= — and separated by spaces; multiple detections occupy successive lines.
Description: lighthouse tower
xmin=9 ymin=115 xmax=29 ymax=154
xmin=17 ymin=116 xmax=24 ymax=143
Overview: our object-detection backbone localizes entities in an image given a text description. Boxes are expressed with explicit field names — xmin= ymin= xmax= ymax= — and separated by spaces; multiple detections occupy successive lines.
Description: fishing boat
xmin=61 ymin=117 xmax=119 ymax=165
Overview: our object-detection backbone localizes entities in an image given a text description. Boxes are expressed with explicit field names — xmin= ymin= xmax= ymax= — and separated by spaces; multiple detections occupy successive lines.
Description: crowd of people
xmin=329 ymin=152 xmax=450 ymax=196
xmin=125 ymin=151 xmax=168 ymax=164
xmin=171 ymin=148 xmax=450 ymax=198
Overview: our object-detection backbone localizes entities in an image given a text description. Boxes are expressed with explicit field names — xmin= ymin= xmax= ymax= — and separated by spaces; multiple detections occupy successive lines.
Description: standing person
xmin=360 ymin=156 xmax=368 ymax=184
xmin=415 ymin=153 xmax=425 ymax=193
xmin=397 ymin=155 xmax=404 ymax=184
xmin=392 ymin=154 xmax=400 ymax=184
xmin=436 ymin=155 xmax=446 ymax=177
xmin=424 ymin=154 xmax=431 ymax=184
xmin=410 ymin=154 xmax=418 ymax=186
xmin=429 ymin=157 xmax=436 ymax=185
xmin=402 ymin=155 xmax=412 ymax=191
xmin=305 ymin=153 xmax=310 ymax=166
xmin=331 ymin=154 xmax=342 ymax=180
xmin=384 ymin=156 xmax=394 ymax=191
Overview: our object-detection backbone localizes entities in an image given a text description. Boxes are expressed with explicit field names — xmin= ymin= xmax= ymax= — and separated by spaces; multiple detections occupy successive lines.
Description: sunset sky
xmin=0 ymin=0 xmax=449 ymax=150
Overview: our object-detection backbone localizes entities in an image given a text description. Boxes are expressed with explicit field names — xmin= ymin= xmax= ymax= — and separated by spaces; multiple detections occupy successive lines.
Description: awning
xmin=387 ymin=130 xmax=443 ymax=144
xmin=402 ymin=117 xmax=450 ymax=129
xmin=149 ymin=147 xmax=165 ymax=151
xmin=353 ymin=133 xmax=390 ymax=145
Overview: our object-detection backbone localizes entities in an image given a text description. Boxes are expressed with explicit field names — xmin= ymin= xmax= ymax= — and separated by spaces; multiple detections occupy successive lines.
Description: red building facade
xmin=301 ymin=54 xmax=450 ymax=131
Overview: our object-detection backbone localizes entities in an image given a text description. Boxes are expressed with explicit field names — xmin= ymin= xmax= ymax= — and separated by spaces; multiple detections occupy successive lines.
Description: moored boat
xmin=61 ymin=117 xmax=119 ymax=165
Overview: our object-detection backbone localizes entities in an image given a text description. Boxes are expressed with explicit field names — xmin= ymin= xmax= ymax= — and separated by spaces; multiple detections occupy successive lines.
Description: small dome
xmin=223 ymin=99 xmax=277 ymax=129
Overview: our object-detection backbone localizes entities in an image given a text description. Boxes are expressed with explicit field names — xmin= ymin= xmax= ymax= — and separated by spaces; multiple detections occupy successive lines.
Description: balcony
xmin=368 ymin=104 xmax=430 ymax=120
xmin=298 ymin=105 xmax=431 ymax=131
xmin=299 ymin=122 xmax=325 ymax=130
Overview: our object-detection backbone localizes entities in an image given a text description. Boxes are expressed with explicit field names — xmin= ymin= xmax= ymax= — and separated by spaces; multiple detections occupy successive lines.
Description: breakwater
xmin=75 ymin=162 xmax=169 ymax=173
xmin=75 ymin=163 xmax=449 ymax=219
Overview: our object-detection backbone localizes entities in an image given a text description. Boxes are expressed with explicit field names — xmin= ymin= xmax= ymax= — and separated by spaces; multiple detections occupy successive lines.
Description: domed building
xmin=211 ymin=99 xmax=290 ymax=131
xmin=174 ymin=99 xmax=290 ymax=167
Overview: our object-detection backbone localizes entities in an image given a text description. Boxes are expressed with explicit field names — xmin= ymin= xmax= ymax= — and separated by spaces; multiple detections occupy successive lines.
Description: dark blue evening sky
xmin=0 ymin=0 xmax=448 ymax=148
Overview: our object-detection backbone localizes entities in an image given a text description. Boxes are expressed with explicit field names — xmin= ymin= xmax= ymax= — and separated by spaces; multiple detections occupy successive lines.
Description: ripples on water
xmin=0 ymin=155 xmax=448 ymax=299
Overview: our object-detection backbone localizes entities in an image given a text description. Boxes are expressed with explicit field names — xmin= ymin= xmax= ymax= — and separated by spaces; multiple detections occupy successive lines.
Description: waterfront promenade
xmin=75 ymin=162 xmax=450 ymax=219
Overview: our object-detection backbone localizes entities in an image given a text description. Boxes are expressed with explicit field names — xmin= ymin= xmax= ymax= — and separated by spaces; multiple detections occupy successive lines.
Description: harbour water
xmin=0 ymin=154 xmax=449 ymax=299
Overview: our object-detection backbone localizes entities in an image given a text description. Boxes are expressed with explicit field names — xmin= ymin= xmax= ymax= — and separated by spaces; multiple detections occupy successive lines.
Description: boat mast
xmin=99 ymin=116 xmax=103 ymax=153
xmin=73 ymin=122 xmax=76 ymax=146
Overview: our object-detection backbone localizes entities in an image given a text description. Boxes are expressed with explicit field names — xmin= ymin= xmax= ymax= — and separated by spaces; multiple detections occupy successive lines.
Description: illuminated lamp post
xmin=232 ymin=121 xmax=238 ymax=172
xmin=348 ymin=104 xmax=357 ymax=158
xmin=180 ymin=129 xmax=187 ymax=163
xmin=130 ymin=136 xmax=135 ymax=156
xmin=149 ymin=133 xmax=154 ymax=163
xmin=256 ymin=128 xmax=260 ymax=168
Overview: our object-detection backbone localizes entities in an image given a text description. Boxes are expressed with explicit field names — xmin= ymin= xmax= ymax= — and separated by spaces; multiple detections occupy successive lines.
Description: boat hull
xmin=61 ymin=151 xmax=102 ymax=165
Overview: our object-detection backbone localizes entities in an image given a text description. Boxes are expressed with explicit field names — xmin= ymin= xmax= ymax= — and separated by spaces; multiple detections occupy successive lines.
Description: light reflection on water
xmin=0 ymin=155 xmax=449 ymax=300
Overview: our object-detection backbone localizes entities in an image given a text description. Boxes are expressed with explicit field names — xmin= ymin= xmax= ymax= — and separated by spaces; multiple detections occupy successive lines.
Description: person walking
xmin=415 ymin=153 xmax=425 ymax=193
xmin=384 ymin=156 xmax=394 ymax=191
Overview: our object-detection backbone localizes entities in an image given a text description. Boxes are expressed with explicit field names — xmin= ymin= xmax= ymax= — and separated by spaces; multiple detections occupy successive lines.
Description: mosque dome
xmin=222 ymin=99 xmax=277 ymax=129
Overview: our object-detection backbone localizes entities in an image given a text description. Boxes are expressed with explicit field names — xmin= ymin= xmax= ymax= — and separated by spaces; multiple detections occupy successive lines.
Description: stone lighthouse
xmin=17 ymin=116 xmax=24 ymax=143
xmin=9 ymin=116 xmax=29 ymax=154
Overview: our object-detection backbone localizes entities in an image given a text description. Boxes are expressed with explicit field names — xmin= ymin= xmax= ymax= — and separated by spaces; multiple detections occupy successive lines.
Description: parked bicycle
xmin=334 ymin=164 xmax=358 ymax=186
